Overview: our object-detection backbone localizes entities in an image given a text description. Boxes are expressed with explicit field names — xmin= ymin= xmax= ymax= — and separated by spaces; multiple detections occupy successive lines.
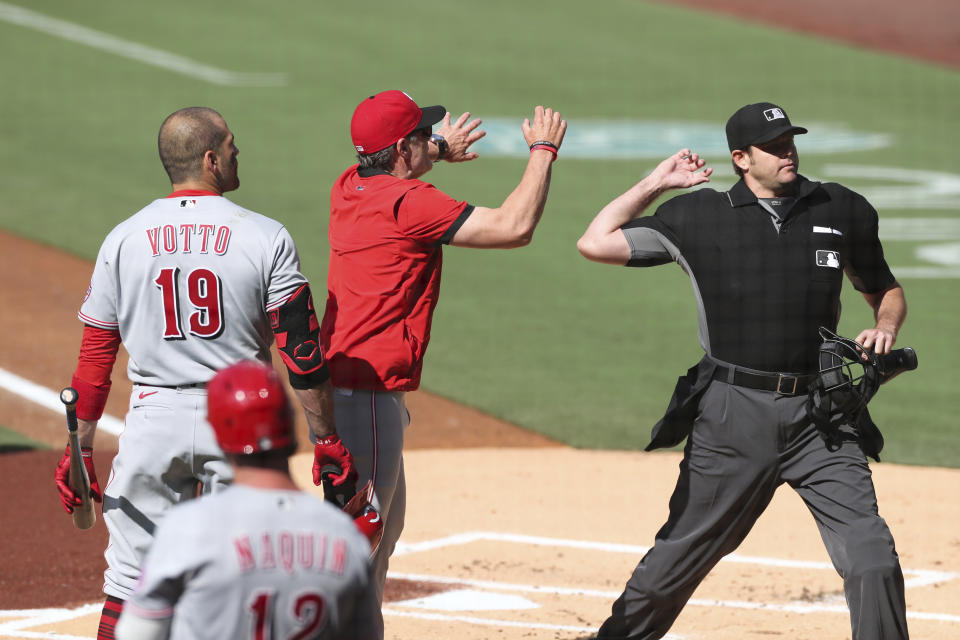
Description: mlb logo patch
xmin=763 ymin=108 xmax=786 ymax=121
xmin=816 ymin=250 xmax=840 ymax=269
xmin=180 ymin=199 xmax=197 ymax=208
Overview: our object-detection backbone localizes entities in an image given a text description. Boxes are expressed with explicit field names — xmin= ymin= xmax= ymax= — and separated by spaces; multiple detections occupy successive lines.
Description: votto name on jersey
xmin=146 ymin=223 xmax=232 ymax=256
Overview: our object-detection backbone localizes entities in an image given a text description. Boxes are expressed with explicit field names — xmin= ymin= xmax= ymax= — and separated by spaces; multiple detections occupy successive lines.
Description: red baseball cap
xmin=350 ymin=90 xmax=446 ymax=154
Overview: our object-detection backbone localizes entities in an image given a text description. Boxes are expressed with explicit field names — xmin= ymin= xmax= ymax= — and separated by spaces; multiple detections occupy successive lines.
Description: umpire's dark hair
xmin=158 ymin=107 xmax=229 ymax=184
xmin=356 ymin=146 xmax=395 ymax=171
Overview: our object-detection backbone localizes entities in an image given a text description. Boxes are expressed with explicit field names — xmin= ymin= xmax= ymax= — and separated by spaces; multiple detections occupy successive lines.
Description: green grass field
xmin=1 ymin=0 xmax=957 ymax=466
xmin=0 ymin=425 xmax=48 ymax=452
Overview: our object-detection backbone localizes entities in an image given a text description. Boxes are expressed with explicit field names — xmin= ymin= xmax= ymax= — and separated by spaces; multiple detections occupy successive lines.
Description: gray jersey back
xmin=127 ymin=485 xmax=377 ymax=640
xmin=79 ymin=195 xmax=307 ymax=385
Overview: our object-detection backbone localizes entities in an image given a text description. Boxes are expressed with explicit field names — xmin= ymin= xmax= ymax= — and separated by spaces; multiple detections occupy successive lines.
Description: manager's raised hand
xmin=523 ymin=105 xmax=567 ymax=160
xmin=433 ymin=111 xmax=485 ymax=163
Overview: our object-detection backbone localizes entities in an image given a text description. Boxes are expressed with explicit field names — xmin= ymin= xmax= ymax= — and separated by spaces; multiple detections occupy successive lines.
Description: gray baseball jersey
xmin=80 ymin=193 xmax=307 ymax=385
xmin=82 ymin=193 xmax=312 ymax=599
xmin=120 ymin=485 xmax=378 ymax=640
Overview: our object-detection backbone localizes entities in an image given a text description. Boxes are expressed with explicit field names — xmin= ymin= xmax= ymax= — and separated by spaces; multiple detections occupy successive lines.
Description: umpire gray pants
xmin=597 ymin=381 xmax=908 ymax=640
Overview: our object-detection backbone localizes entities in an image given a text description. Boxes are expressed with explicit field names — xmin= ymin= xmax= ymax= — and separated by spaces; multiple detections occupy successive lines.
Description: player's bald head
xmin=158 ymin=107 xmax=229 ymax=184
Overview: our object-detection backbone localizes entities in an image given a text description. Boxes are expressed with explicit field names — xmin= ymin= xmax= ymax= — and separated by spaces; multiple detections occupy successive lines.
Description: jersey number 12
xmin=249 ymin=590 xmax=327 ymax=640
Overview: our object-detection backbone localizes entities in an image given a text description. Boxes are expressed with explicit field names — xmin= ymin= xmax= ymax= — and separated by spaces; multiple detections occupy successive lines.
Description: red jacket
xmin=320 ymin=165 xmax=472 ymax=391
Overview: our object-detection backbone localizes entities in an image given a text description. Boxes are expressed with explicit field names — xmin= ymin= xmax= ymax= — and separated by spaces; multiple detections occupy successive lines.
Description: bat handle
xmin=320 ymin=464 xmax=357 ymax=507
xmin=61 ymin=386 xmax=96 ymax=529
xmin=60 ymin=387 xmax=80 ymax=432
xmin=60 ymin=386 xmax=79 ymax=408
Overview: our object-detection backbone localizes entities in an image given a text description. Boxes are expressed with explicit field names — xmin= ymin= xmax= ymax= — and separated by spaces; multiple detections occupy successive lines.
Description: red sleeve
xmin=396 ymin=183 xmax=470 ymax=243
xmin=72 ymin=324 xmax=121 ymax=420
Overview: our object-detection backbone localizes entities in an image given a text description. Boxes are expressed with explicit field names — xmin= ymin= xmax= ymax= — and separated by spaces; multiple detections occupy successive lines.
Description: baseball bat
xmin=60 ymin=387 xmax=96 ymax=530
xmin=877 ymin=347 xmax=918 ymax=384
xmin=320 ymin=464 xmax=357 ymax=509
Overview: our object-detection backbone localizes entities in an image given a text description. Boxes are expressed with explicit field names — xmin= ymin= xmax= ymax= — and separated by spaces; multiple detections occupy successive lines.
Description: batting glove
xmin=312 ymin=434 xmax=357 ymax=487
xmin=54 ymin=446 xmax=103 ymax=514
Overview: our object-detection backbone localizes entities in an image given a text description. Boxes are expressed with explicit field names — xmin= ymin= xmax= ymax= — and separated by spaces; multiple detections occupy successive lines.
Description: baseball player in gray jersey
xmin=53 ymin=107 xmax=356 ymax=640
xmin=115 ymin=361 xmax=377 ymax=640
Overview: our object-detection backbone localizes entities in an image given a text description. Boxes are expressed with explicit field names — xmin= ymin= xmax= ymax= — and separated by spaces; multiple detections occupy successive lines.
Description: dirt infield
xmin=3 ymin=224 xmax=960 ymax=640
xmin=3 ymin=444 xmax=959 ymax=638
xmin=660 ymin=0 xmax=960 ymax=70
xmin=1 ymin=3 xmax=959 ymax=637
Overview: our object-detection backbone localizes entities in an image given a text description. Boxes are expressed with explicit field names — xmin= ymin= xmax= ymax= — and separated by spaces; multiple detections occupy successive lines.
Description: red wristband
xmin=529 ymin=144 xmax=558 ymax=161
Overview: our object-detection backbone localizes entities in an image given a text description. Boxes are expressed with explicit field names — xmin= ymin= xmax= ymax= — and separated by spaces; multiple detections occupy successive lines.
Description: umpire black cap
xmin=726 ymin=102 xmax=808 ymax=151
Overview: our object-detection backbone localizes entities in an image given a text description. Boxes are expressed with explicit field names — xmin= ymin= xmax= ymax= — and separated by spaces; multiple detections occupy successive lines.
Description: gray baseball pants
xmin=333 ymin=388 xmax=409 ymax=639
xmin=597 ymin=381 xmax=909 ymax=640
xmin=103 ymin=385 xmax=232 ymax=599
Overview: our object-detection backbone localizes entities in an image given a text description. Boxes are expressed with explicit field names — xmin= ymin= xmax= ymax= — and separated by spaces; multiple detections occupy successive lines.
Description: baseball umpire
xmin=319 ymin=90 xmax=566 ymax=635
xmin=53 ymin=107 xmax=355 ymax=640
xmin=115 ymin=361 xmax=377 ymax=640
xmin=577 ymin=102 xmax=909 ymax=639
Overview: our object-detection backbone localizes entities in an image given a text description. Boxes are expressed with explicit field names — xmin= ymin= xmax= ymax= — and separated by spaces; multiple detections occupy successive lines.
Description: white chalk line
xmin=394 ymin=531 xmax=957 ymax=588
xmin=0 ymin=632 xmax=92 ymax=640
xmin=382 ymin=607 xmax=602 ymax=634
xmin=0 ymin=602 xmax=99 ymax=638
xmin=391 ymin=531 xmax=960 ymax=624
xmin=388 ymin=569 xmax=960 ymax=624
xmin=0 ymin=367 xmax=123 ymax=436
xmin=0 ymin=2 xmax=287 ymax=86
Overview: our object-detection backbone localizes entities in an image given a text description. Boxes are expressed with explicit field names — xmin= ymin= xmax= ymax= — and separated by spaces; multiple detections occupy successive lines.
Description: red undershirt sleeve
xmin=72 ymin=324 xmax=121 ymax=420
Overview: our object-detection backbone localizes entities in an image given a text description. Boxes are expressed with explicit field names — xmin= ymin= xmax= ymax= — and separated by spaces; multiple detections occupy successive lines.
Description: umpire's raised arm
xmin=577 ymin=149 xmax=711 ymax=264
xmin=448 ymin=106 xmax=567 ymax=248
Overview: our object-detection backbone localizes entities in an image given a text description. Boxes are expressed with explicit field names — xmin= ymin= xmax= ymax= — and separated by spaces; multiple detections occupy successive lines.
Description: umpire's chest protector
xmin=640 ymin=177 xmax=894 ymax=372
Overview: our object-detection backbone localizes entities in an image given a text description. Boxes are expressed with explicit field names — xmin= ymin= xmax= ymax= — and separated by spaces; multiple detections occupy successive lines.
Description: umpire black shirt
xmin=622 ymin=176 xmax=896 ymax=373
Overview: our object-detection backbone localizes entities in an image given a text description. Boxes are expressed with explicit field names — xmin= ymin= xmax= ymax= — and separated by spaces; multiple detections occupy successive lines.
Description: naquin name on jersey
xmin=233 ymin=530 xmax=350 ymax=576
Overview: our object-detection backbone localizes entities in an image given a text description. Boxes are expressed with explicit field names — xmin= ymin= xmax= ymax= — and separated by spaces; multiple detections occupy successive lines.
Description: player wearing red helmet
xmin=206 ymin=360 xmax=296 ymax=454
xmin=116 ymin=361 xmax=379 ymax=640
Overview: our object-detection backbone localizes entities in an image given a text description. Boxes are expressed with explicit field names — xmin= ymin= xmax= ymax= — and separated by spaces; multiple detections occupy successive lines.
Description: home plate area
xmin=381 ymin=530 xmax=958 ymax=639
xmin=0 ymin=529 xmax=955 ymax=639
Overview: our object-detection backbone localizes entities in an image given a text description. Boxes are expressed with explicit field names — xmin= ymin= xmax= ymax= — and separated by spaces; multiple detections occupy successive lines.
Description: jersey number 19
xmin=155 ymin=267 xmax=224 ymax=340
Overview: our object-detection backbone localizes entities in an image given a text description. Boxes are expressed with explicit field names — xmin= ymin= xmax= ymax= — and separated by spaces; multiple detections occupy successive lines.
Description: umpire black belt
xmin=712 ymin=365 xmax=816 ymax=396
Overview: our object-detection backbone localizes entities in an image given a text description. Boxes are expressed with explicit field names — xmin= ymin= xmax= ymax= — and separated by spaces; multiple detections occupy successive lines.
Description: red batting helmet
xmin=326 ymin=475 xmax=384 ymax=557
xmin=353 ymin=503 xmax=384 ymax=556
xmin=207 ymin=361 xmax=295 ymax=454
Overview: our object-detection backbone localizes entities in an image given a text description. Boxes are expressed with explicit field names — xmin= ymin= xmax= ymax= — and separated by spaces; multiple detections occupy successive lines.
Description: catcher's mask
xmin=813 ymin=327 xmax=881 ymax=419
xmin=805 ymin=326 xmax=882 ymax=447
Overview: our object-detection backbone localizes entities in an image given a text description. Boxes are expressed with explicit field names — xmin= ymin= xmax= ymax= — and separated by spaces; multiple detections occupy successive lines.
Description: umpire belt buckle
xmin=776 ymin=374 xmax=798 ymax=395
